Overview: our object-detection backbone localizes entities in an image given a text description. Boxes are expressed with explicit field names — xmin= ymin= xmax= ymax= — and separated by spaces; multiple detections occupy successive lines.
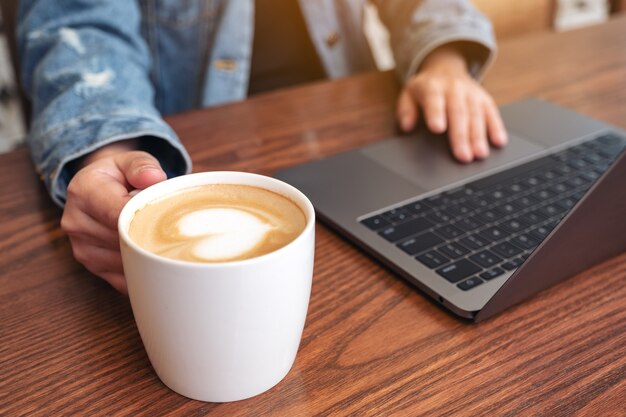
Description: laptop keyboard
xmin=361 ymin=133 xmax=626 ymax=292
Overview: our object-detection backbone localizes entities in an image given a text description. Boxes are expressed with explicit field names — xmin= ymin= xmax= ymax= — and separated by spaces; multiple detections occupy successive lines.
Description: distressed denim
xmin=18 ymin=0 xmax=495 ymax=207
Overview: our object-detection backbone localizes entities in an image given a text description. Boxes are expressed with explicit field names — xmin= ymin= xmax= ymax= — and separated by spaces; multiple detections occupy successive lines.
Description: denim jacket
xmin=18 ymin=0 xmax=495 ymax=207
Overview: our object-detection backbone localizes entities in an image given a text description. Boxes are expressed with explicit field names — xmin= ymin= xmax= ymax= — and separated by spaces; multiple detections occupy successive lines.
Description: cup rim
xmin=118 ymin=171 xmax=315 ymax=269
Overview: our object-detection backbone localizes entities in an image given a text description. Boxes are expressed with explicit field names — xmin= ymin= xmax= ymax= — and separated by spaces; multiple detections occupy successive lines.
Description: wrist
xmin=80 ymin=138 xmax=141 ymax=168
xmin=419 ymin=43 xmax=469 ymax=76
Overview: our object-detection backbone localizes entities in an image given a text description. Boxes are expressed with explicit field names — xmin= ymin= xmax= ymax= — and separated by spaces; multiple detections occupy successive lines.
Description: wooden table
xmin=2 ymin=15 xmax=625 ymax=417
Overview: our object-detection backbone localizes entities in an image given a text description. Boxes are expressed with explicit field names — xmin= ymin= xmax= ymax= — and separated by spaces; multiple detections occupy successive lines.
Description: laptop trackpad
xmin=359 ymin=133 xmax=545 ymax=192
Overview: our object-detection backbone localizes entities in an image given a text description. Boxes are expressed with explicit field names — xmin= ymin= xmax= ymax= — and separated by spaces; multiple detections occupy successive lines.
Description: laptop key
xmin=444 ymin=186 xmax=475 ymax=199
xmin=548 ymin=182 xmax=571 ymax=194
xmin=457 ymin=277 xmax=484 ymax=291
xmin=471 ymin=155 xmax=553 ymax=190
xmin=416 ymin=250 xmax=450 ymax=269
xmin=434 ymin=224 xmax=465 ymax=240
xmin=466 ymin=196 xmax=491 ymax=209
xmin=538 ymin=169 xmax=560 ymax=182
xmin=424 ymin=194 xmax=448 ymax=207
xmin=565 ymin=176 xmax=588 ymax=188
xmin=567 ymin=158 xmax=591 ymax=171
xmin=518 ymin=210 xmax=546 ymax=225
xmin=502 ymin=181 xmax=527 ymax=194
xmin=426 ymin=211 xmax=453 ymax=225
xmin=598 ymin=148 xmax=622 ymax=161
xmin=455 ymin=216 xmax=484 ymax=232
xmin=597 ymin=132 xmax=625 ymax=146
xmin=401 ymin=200 xmax=432 ymax=216
xmin=535 ymin=188 xmax=556 ymax=200
xmin=538 ymin=203 xmax=568 ymax=218
xmin=523 ymin=175 xmax=542 ymax=187
xmin=501 ymin=257 xmax=525 ymax=271
xmin=379 ymin=217 xmax=434 ymax=242
xmin=494 ymin=202 xmax=519 ymax=217
xmin=552 ymin=163 xmax=575 ymax=176
xmin=582 ymin=153 xmax=605 ymax=166
xmin=438 ymin=242 xmax=470 ymax=259
xmin=397 ymin=232 xmax=444 ymax=256
xmin=470 ymin=250 xmax=503 ymax=268
xmin=480 ymin=267 xmax=505 ymax=280
xmin=558 ymin=195 xmax=578 ymax=210
xmin=605 ymin=139 xmax=626 ymax=155
xmin=491 ymin=241 xmax=523 ymax=258
xmin=512 ymin=233 xmax=540 ymax=250
xmin=479 ymin=226 xmax=507 ymax=243
xmin=500 ymin=218 xmax=527 ymax=234
xmin=436 ymin=259 xmax=482 ymax=283
xmin=529 ymin=224 xmax=553 ymax=240
xmin=580 ymin=171 xmax=601 ymax=183
xmin=443 ymin=203 xmax=474 ymax=217
xmin=361 ymin=215 xmax=390 ymax=231
xmin=475 ymin=209 xmax=500 ymax=224
xmin=483 ymin=188 xmax=511 ymax=204
xmin=382 ymin=208 xmax=412 ymax=224
xmin=460 ymin=234 xmax=490 ymax=250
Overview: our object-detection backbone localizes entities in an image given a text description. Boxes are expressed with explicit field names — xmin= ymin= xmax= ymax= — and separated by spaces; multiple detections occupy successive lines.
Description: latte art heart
xmin=128 ymin=184 xmax=306 ymax=263
xmin=177 ymin=208 xmax=272 ymax=260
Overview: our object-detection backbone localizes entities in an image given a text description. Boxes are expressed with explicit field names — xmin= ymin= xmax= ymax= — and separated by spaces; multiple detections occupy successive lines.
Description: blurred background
xmin=0 ymin=5 xmax=25 ymax=153
xmin=1 ymin=0 xmax=625 ymax=153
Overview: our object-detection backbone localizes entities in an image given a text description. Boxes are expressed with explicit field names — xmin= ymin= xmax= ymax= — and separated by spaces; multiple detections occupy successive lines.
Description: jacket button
xmin=213 ymin=59 xmax=237 ymax=72
xmin=325 ymin=32 xmax=340 ymax=48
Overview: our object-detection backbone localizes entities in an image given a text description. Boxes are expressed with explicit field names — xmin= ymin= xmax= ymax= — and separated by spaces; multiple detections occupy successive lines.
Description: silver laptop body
xmin=275 ymin=98 xmax=626 ymax=321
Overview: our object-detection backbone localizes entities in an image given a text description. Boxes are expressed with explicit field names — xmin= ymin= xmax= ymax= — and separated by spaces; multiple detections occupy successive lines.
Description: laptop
xmin=275 ymin=98 xmax=626 ymax=321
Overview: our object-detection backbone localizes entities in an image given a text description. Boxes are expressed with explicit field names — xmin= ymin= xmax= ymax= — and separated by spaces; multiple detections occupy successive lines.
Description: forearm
xmin=18 ymin=0 xmax=191 ymax=206
xmin=372 ymin=0 xmax=496 ymax=82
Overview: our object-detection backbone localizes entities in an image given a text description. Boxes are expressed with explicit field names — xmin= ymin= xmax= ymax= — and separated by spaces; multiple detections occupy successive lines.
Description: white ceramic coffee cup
xmin=118 ymin=172 xmax=315 ymax=402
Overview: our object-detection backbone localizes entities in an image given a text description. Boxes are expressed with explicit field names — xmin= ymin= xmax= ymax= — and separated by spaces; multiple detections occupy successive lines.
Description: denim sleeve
xmin=372 ymin=0 xmax=496 ymax=82
xmin=18 ymin=0 xmax=192 ymax=207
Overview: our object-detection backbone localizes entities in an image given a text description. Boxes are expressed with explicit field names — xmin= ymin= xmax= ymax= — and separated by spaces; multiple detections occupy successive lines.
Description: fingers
xmin=446 ymin=86 xmax=473 ymax=162
xmin=101 ymin=273 xmax=128 ymax=294
xmin=397 ymin=89 xmax=418 ymax=132
xmin=404 ymin=72 xmax=508 ymax=163
xmin=68 ymin=169 xmax=131 ymax=230
xmin=63 ymin=201 xmax=126 ymax=293
xmin=468 ymin=97 xmax=489 ymax=160
xmin=484 ymin=98 xmax=508 ymax=147
xmin=116 ymin=151 xmax=167 ymax=190
xmin=68 ymin=235 xmax=127 ymax=294
xmin=62 ymin=150 xmax=166 ymax=294
xmin=69 ymin=236 xmax=124 ymax=275
xmin=69 ymin=151 xmax=166 ymax=230
xmin=406 ymin=79 xmax=447 ymax=134
xmin=61 ymin=206 xmax=120 ymax=250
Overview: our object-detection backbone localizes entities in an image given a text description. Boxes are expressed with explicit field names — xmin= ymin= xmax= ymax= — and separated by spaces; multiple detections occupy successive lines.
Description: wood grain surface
xmin=1 ymin=15 xmax=626 ymax=417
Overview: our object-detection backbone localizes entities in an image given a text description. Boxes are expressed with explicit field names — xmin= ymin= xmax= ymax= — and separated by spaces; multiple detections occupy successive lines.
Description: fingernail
xmin=138 ymin=165 xmax=160 ymax=173
xmin=493 ymin=131 xmax=508 ymax=146
xmin=401 ymin=114 xmax=412 ymax=131
xmin=477 ymin=142 xmax=489 ymax=158
xmin=430 ymin=118 xmax=445 ymax=133
xmin=457 ymin=145 xmax=472 ymax=162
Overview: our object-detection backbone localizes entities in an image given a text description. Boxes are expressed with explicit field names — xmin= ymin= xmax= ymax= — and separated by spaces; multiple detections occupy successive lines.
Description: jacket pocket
xmin=153 ymin=0 xmax=218 ymax=28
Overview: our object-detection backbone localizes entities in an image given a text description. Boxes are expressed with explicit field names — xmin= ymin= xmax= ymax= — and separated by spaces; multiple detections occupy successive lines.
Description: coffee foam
xmin=178 ymin=208 xmax=271 ymax=260
xmin=128 ymin=184 xmax=306 ymax=263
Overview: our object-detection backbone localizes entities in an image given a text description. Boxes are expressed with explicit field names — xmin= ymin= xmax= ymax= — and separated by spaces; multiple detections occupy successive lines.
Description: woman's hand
xmin=397 ymin=44 xmax=508 ymax=162
xmin=61 ymin=141 xmax=167 ymax=293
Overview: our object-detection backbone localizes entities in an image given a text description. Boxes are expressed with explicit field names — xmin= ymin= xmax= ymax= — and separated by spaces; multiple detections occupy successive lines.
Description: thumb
xmin=117 ymin=151 xmax=167 ymax=190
